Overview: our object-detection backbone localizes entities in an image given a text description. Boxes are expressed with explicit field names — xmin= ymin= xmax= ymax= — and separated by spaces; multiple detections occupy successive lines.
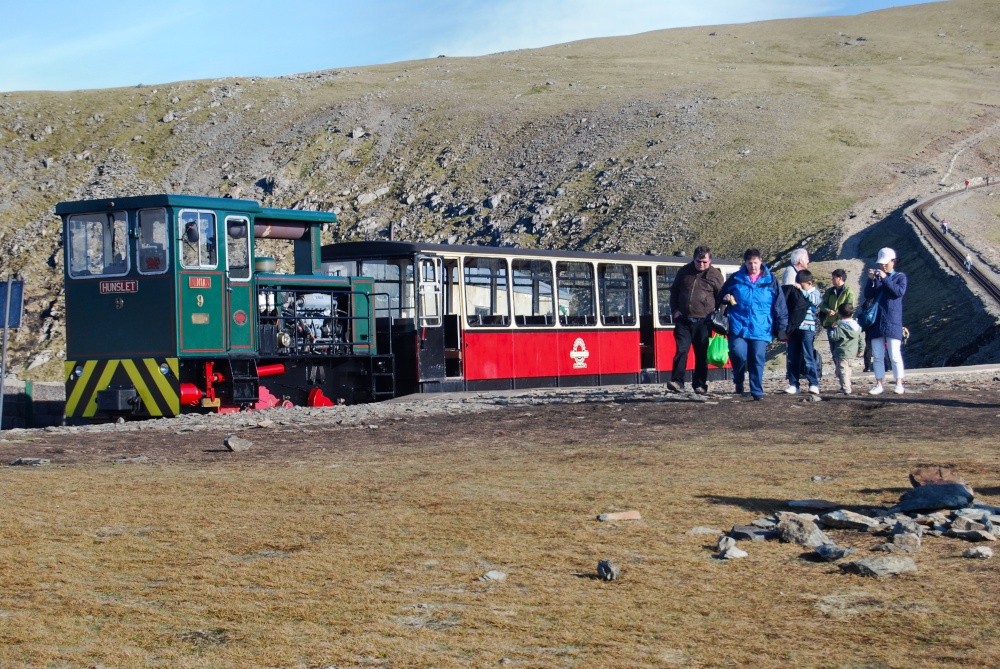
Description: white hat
xmin=876 ymin=247 xmax=896 ymax=264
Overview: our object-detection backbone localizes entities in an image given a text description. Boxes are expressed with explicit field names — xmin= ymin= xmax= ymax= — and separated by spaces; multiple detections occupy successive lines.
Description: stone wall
xmin=1 ymin=380 xmax=64 ymax=429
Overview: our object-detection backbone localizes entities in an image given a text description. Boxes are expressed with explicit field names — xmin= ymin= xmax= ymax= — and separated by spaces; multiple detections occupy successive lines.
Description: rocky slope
xmin=2 ymin=0 xmax=1000 ymax=379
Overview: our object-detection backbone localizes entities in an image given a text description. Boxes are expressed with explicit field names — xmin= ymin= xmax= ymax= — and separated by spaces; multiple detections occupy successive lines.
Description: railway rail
xmin=908 ymin=186 xmax=1000 ymax=305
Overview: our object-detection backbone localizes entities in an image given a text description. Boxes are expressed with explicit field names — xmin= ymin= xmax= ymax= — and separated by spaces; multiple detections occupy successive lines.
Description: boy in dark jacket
xmin=668 ymin=245 xmax=724 ymax=394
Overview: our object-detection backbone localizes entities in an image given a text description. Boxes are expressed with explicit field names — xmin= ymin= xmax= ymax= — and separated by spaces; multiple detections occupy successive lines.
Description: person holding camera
xmin=667 ymin=245 xmax=724 ymax=395
xmin=865 ymin=247 xmax=908 ymax=395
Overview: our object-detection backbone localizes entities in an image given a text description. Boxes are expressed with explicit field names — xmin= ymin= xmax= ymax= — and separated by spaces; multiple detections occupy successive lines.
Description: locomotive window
xmin=179 ymin=210 xmax=218 ymax=269
xmin=226 ymin=216 xmax=251 ymax=281
xmin=511 ymin=259 xmax=555 ymax=326
xmin=463 ymin=257 xmax=510 ymax=327
xmin=137 ymin=208 xmax=169 ymax=275
xmin=555 ymin=261 xmax=595 ymax=326
xmin=599 ymin=263 xmax=636 ymax=326
xmin=67 ymin=211 xmax=129 ymax=278
xmin=656 ymin=265 xmax=679 ymax=325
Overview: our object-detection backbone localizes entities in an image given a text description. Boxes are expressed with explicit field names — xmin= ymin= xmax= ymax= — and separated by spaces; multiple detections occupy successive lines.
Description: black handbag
xmin=707 ymin=307 xmax=729 ymax=335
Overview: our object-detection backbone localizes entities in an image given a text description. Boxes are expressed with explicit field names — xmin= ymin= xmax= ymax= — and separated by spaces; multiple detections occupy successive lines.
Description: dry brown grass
xmin=3 ymin=391 xmax=1000 ymax=667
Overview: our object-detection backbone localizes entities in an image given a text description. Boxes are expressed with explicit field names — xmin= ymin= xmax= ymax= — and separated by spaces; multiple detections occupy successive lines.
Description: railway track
xmin=907 ymin=187 xmax=1000 ymax=305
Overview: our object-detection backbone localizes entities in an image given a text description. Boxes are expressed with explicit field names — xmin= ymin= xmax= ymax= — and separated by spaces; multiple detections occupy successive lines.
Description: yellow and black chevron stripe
xmin=65 ymin=358 xmax=180 ymax=418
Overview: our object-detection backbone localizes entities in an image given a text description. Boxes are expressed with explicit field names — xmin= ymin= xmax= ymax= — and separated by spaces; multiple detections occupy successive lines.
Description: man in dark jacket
xmin=668 ymin=245 xmax=725 ymax=394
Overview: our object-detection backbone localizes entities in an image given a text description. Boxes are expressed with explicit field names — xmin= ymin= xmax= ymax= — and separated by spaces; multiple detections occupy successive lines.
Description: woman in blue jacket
xmin=719 ymin=248 xmax=789 ymax=400
xmin=864 ymin=247 xmax=908 ymax=395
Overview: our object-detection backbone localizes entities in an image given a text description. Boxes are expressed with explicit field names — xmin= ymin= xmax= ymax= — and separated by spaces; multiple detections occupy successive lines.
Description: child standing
xmin=783 ymin=269 xmax=822 ymax=395
xmin=828 ymin=302 xmax=863 ymax=394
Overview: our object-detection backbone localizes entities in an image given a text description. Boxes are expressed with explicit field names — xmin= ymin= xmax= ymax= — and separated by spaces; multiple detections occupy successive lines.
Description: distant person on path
xmin=667 ymin=245 xmax=724 ymax=395
xmin=828 ymin=302 xmax=863 ymax=394
xmin=865 ymin=247 xmax=908 ymax=395
xmin=820 ymin=269 xmax=855 ymax=358
xmin=965 ymin=179 xmax=970 ymax=191
xmin=941 ymin=219 xmax=949 ymax=235
xmin=782 ymin=269 xmax=822 ymax=396
xmin=719 ymin=248 xmax=788 ymax=401
xmin=965 ymin=253 xmax=973 ymax=273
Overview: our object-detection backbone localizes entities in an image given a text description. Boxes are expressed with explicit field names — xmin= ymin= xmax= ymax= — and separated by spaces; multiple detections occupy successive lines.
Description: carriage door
xmin=178 ymin=209 xmax=226 ymax=353
xmin=637 ymin=266 xmax=655 ymax=369
xmin=225 ymin=216 xmax=254 ymax=352
xmin=415 ymin=254 xmax=445 ymax=381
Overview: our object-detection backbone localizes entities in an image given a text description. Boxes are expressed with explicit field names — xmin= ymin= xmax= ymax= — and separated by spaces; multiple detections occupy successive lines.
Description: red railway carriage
xmin=321 ymin=241 xmax=738 ymax=395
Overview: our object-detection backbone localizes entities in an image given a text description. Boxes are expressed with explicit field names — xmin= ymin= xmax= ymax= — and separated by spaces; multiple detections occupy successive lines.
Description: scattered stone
xmin=113 ymin=454 xmax=149 ymax=464
xmin=719 ymin=545 xmax=748 ymax=559
xmin=821 ymin=510 xmax=880 ymax=530
xmin=777 ymin=515 xmax=834 ymax=547
xmin=9 ymin=457 xmax=50 ymax=466
xmin=909 ymin=465 xmax=973 ymax=494
xmin=686 ymin=526 xmax=722 ymax=536
xmin=751 ymin=518 xmax=777 ymax=529
xmin=813 ymin=544 xmax=855 ymax=562
xmin=597 ymin=560 xmax=620 ymax=581
xmin=839 ymin=556 xmax=917 ymax=578
xmin=891 ymin=517 xmax=924 ymax=536
xmin=893 ymin=483 xmax=973 ymax=513
xmin=224 ymin=435 xmax=253 ymax=452
xmin=951 ymin=516 xmax=986 ymax=532
xmin=787 ymin=499 xmax=841 ymax=511
xmin=728 ymin=525 xmax=776 ymax=542
xmin=891 ymin=533 xmax=922 ymax=553
xmin=349 ymin=127 xmax=366 ymax=139
xmin=947 ymin=529 xmax=997 ymax=542
xmin=597 ymin=510 xmax=641 ymax=521
xmin=811 ymin=475 xmax=834 ymax=482
xmin=479 ymin=570 xmax=507 ymax=582
xmin=962 ymin=546 xmax=993 ymax=559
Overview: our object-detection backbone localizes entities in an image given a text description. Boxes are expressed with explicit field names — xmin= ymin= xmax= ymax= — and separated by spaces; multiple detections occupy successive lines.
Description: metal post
xmin=0 ymin=275 xmax=11 ymax=430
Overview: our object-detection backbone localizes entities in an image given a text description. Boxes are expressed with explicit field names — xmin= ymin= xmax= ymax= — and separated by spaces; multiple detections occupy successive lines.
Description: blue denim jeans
xmin=728 ymin=336 xmax=768 ymax=398
xmin=786 ymin=329 xmax=819 ymax=387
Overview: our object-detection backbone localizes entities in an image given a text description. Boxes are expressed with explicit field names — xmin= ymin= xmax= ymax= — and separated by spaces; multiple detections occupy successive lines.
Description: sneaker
xmin=784 ymin=385 xmax=800 ymax=394
xmin=694 ymin=386 xmax=708 ymax=395
xmin=752 ymin=395 xmax=765 ymax=401
xmin=666 ymin=381 xmax=682 ymax=393
xmin=894 ymin=384 xmax=905 ymax=395
xmin=844 ymin=388 xmax=852 ymax=395
xmin=808 ymin=385 xmax=820 ymax=395
xmin=869 ymin=384 xmax=884 ymax=395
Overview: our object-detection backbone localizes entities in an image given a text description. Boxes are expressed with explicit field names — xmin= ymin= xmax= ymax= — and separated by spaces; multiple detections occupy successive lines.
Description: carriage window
xmin=137 ymin=208 xmax=169 ymax=275
xmin=179 ymin=210 xmax=217 ymax=269
xmin=556 ymin=261 xmax=595 ymax=326
xmin=464 ymin=257 xmax=510 ymax=327
xmin=599 ymin=263 xmax=635 ymax=326
xmin=324 ymin=261 xmax=356 ymax=277
xmin=363 ymin=259 xmax=413 ymax=319
xmin=656 ymin=265 xmax=679 ymax=325
xmin=512 ymin=259 xmax=555 ymax=326
xmin=226 ymin=216 xmax=251 ymax=281
xmin=67 ymin=211 xmax=129 ymax=278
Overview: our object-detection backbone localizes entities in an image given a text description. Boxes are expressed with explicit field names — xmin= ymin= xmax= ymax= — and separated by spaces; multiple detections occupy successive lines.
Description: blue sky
xmin=2 ymin=0 xmax=933 ymax=93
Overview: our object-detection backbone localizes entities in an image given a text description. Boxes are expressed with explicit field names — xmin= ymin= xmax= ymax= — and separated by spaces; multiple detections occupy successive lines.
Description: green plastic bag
xmin=707 ymin=332 xmax=730 ymax=368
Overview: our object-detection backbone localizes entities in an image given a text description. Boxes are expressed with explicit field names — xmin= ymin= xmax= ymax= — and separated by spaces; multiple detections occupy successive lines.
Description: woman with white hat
xmin=864 ymin=247 xmax=908 ymax=394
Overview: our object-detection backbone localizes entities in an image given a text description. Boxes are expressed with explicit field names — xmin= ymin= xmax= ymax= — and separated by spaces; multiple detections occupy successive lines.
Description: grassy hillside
xmin=1 ymin=0 xmax=999 ymax=379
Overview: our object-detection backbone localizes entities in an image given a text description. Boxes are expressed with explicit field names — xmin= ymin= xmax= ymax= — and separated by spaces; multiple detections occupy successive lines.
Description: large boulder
xmin=893 ymin=483 xmax=973 ymax=513
xmin=776 ymin=516 xmax=834 ymax=548
xmin=909 ymin=466 xmax=973 ymax=494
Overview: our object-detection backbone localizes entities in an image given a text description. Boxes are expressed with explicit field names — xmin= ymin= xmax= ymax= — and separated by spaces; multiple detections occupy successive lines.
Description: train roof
xmin=54 ymin=194 xmax=338 ymax=225
xmin=322 ymin=240 xmax=740 ymax=267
